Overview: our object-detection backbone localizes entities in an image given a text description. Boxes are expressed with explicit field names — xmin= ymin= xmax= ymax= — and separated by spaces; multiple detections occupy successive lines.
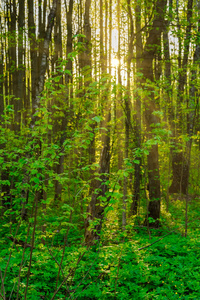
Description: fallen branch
xmin=138 ymin=230 xmax=176 ymax=251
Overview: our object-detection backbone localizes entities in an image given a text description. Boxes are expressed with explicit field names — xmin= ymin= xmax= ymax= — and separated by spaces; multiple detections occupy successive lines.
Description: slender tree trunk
xmin=117 ymin=0 xmax=123 ymax=171
xmin=141 ymin=0 xmax=167 ymax=226
xmin=54 ymin=0 xmax=74 ymax=174
xmin=188 ymin=1 xmax=200 ymax=138
xmin=100 ymin=0 xmax=106 ymax=73
xmin=84 ymin=0 xmax=111 ymax=245
xmin=53 ymin=0 xmax=64 ymax=202
xmin=163 ymin=16 xmax=172 ymax=206
xmin=115 ymin=0 xmax=126 ymax=227
xmin=0 ymin=12 xmax=5 ymax=213
xmin=28 ymin=0 xmax=38 ymax=115
xmin=105 ymin=0 xmax=108 ymax=71
xmin=8 ymin=0 xmax=17 ymax=131
xmin=15 ymin=0 xmax=25 ymax=131
xmin=169 ymin=0 xmax=193 ymax=194
xmin=123 ymin=95 xmax=130 ymax=228
xmin=54 ymin=0 xmax=75 ymax=203
xmin=130 ymin=0 xmax=143 ymax=215
xmin=53 ymin=0 xmax=62 ymax=76
xmin=109 ymin=0 xmax=112 ymax=75
xmin=85 ymin=120 xmax=111 ymax=245
xmin=66 ymin=0 xmax=74 ymax=84
xmin=0 ymin=17 xmax=4 ymax=121
xmin=31 ymin=0 xmax=57 ymax=120
xmin=84 ymin=0 xmax=96 ymax=170
xmin=183 ymin=0 xmax=200 ymax=197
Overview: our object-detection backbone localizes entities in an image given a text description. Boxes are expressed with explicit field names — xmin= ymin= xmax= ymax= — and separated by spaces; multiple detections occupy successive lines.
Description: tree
xmin=140 ymin=0 xmax=167 ymax=225
xmin=169 ymin=0 xmax=193 ymax=194
xmin=84 ymin=0 xmax=111 ymax=245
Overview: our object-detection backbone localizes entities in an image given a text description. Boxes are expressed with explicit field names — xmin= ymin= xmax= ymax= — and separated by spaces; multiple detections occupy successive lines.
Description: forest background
xmin=0 ymin=0 xmax=200 ymax=298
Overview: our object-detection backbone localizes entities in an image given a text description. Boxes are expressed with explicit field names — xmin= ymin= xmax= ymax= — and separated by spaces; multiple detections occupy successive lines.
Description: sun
xmin=111 ymin=58 xmax=120 ymax=68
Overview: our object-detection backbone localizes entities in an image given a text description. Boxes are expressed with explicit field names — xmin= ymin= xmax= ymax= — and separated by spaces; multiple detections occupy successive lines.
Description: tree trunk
xmin=84 ymin=0 xmax=112 ymax=243
xmin=33 ymin=0 xmax=57 ymax=114
xmin=53 ymin=0 xmax=64 ymax=202
xmin=54 ymin=0 xmax=74 ymax=203
xmin=141 ymin=0 xmax=167 ymax=226
xmin=169 ymin=0 xmax=193 ymax=194
xmin=66 ymin=0 xmax=74 ymax=84
xmin=15 ymin=0 xmax=25 ymax=131
xmin=28 ymin=0 xmax=38 ymax=115
xmin=130 ymin=0 xmax=143 ymax=215
xmin=85 ymin=124 xmax=111 ymax=245
xmin=0 ymin=17 xmax=4 ymax=121
xmin=169 ymin=152 xmax=189 ymax=194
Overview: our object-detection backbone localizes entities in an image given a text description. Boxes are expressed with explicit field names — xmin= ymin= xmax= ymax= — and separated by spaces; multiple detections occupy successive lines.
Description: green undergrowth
xmin=1 ymin=216 xmax=200 ymax=299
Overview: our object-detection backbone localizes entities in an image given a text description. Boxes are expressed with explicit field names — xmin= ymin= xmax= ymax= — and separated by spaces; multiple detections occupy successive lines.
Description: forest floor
xmin=0 ymin=195 xmax=200 ymax=299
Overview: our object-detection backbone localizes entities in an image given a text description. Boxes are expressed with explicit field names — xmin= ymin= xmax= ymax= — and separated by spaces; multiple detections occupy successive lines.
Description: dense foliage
xmin=1 ymin=195 xmax=200 ymax=299
xmin=0 ymin=0 xmax=200 ymax=298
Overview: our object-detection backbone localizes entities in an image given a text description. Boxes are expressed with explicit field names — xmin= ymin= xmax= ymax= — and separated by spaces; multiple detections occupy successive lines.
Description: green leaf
xmin=33 ymin=177 xmax=40 ymax=184
xmin=92 ymin=116 xmax=101 ymax=123
xmin=134 ymin=159 xmax=140 ymax=164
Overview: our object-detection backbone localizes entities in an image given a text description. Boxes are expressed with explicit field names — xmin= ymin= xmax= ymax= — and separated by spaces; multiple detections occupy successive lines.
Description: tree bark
xmin=141 ymin=0 xmax=167 ymax=226
xmin=129 ymin=0 xmax=143 ymax=215
xmin=53 ymin=0 xmax=64 ymax=202
xmin=85 ymin=126 xmax=111 ymax=245
xmin=28 ymin=0 xmax=38 ymax=115
xmin=169 ymin=0 xmax=193 ymax=194
xmin=28 ymin=0 xmax=57 ymax=121
xmin=15 ymin=0 xmax=25 ymax=131
xmin=84 ymin=0 xmax=111 ymax=243
xmin=0 ymin=17 xmax=4 ymax=121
